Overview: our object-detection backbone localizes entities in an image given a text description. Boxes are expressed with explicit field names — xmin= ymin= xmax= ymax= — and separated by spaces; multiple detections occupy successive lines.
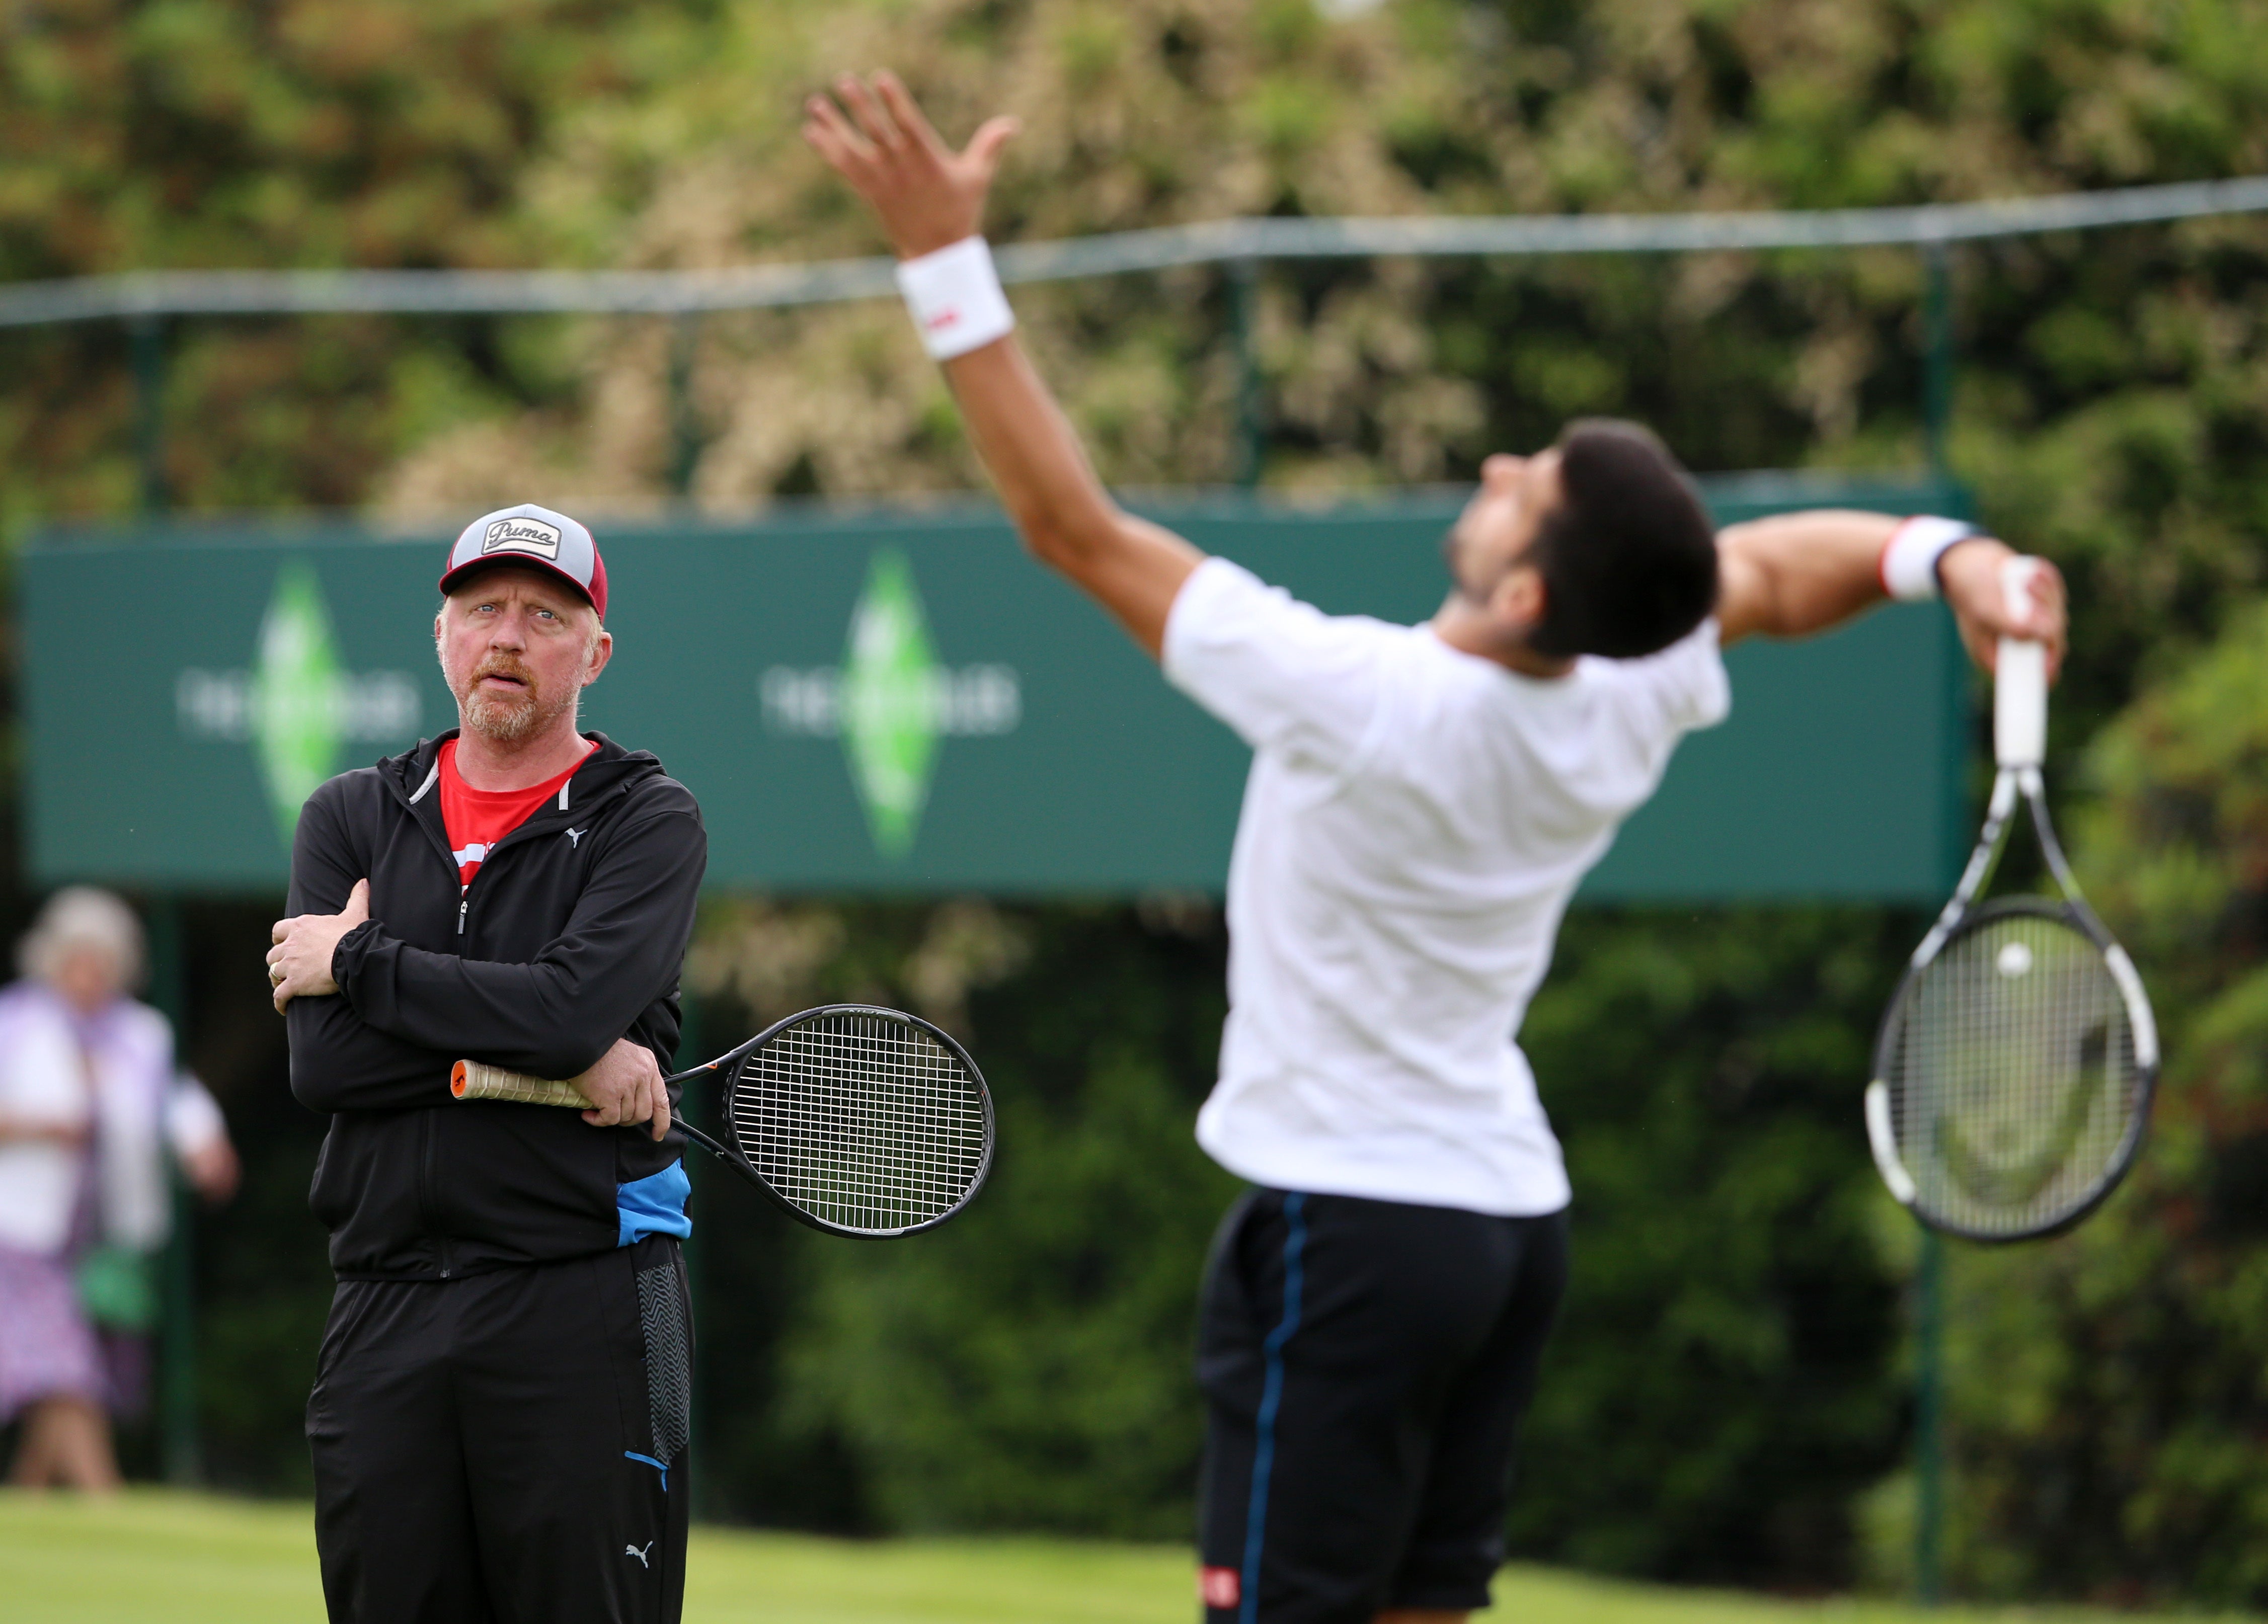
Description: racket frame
xmin=1866 ymin=764 xmax=2160 ymax=1243
xmin=453 ymin=1003 xmax=995 ymax=1240
xmin=668 ymin=1003 xmax=996 ymax=1241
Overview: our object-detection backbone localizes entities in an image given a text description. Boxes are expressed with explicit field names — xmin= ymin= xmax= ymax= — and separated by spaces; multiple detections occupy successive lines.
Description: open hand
xmin=803 ymin=71 xmax=1018 ymax=261
xmin=268 ymin=879 xmax=370 ymax=1012
xmin=1940 ymin=541 xmax=2067 ymax=680
xmin=574 ymin=1037 xmax=672 ymax=1143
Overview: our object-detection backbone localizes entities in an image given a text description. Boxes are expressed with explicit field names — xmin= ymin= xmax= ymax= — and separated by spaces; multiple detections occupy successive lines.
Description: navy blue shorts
xmin=1196 ymin=1189 xmax=1569 ymax=1624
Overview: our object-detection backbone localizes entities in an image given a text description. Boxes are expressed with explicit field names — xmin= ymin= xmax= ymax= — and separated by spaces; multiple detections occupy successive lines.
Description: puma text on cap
xmin=439 ymin=503 xmax=609 ymax=619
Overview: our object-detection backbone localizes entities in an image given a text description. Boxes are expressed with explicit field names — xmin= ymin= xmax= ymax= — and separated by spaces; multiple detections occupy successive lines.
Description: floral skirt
xmin=0 ymin=1244 xmax=105 ymax=1422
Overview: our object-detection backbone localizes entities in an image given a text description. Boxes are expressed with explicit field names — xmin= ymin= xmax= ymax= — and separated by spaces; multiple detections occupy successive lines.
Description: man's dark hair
xmin=1524 ymin=418 xmax=1719 ymax=660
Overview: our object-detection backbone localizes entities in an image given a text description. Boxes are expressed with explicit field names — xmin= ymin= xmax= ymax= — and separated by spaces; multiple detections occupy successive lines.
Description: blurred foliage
xmin=173 ymin=903 xmax=332 ymax=1496
xmin=1847 ymin=601 xmax=2268 ymax=1607
xmin=8 ymin=0 xmax=2268 ymax=707
xmin=0 ymin=0 xmax=700 ymax=521
xmin=10 ymin=0 xmax=2268 ymax=1604
xmin=1513 ymin=906 xmax=1912 ymax=1586
xmin=681 ymin=898 xmax=1238 ymax=1537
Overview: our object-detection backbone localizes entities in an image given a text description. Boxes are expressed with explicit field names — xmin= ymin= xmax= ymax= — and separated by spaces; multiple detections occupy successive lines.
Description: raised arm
xmin=283 ymin=783 xmax=466 ymax=1113
xmin=805 ymin=74 xmax=1201 ymax=660
xmin=1716 ymin=509 xmax=2067 ymax=676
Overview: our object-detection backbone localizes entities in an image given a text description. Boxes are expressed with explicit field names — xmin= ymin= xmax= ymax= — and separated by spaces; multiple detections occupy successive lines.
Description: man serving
xmin=266 ymin=504 xmax=708 ymax=1624
xmin=806 ymin=76 xmax=2065 ymax=1624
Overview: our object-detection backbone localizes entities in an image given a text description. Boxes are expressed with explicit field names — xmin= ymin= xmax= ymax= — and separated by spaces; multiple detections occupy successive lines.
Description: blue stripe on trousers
xmin=1238 ymin=1192 xmax=1307 ymax=1624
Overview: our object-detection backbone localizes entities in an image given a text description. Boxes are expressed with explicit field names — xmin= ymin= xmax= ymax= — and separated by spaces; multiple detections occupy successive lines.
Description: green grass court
xmin=0 ymin=1488 xmax=2220 ymax=1624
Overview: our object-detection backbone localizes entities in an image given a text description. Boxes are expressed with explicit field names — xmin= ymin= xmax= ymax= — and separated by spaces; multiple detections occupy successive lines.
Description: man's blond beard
xmin=442 ymin=650 xmax=583 ymax=745
xmin=461 ymin=682 xmax=578 ymax=744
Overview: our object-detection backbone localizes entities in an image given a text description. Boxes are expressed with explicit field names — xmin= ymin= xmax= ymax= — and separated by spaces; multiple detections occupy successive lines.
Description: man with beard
xmin=805 ymin=76 xmax=2067 ymax=1624
xmin=265 ymin=503 xmax=708 ymax=1624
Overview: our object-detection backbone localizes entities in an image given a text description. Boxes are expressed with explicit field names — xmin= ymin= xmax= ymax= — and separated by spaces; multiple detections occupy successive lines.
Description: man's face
xmin=1442 ymin=449 xmax=1566 ymax=614
xmin=434 ymin=566 xmax=610 ymax=744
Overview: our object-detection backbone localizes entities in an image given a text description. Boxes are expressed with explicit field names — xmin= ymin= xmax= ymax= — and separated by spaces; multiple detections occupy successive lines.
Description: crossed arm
xmin=804 ymin=75 xmax=2064 ymax=671
xmin=269 ymin=788 xmax=689 ymax=1137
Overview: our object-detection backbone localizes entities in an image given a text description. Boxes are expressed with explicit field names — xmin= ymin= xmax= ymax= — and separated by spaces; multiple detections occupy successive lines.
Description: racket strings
xmin=725 ymin=1012 xmax=988 ymax=1235
xmin=1884 ymin=912 xmax=2144 ymax=1237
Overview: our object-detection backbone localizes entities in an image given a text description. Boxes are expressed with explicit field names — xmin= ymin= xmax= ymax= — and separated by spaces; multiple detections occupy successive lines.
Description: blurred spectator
xmin=0 ymin=888 xmax=236 ymax=1490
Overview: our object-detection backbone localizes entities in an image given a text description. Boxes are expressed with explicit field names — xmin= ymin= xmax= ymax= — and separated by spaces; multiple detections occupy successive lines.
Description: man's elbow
xmin=1015 ymin=511 xmax=1093 ymax=572
xmin=526 ymin=1023 xmax=616 ymax=1084
xmin=1008 ymin=488 xmax=1128 ymax=570
xmin=1712 ymin=547 xmax=1791 ymax=642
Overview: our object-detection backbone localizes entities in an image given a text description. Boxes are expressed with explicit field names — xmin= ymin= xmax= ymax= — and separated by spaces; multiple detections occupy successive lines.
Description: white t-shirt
xmin=1163 ymin=557 xmax=1732 ymax=1216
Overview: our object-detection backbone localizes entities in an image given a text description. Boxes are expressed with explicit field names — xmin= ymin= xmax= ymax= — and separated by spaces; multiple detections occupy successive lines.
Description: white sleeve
xmin=167 ymin=1074 xmax=227 ymax=1159
xmin=1161 ymin=557 xmax=1394 ymax=772
xmin=1601 ymin=618 xmax=1732 ymax=738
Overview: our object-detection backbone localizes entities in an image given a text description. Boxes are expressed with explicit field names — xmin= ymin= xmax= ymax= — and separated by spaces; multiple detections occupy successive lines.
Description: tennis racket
xmin=1865 ymin=558 xmax=2159 ymax=1243
xmin=451 ymin=1003 xmax=994 ymax=1239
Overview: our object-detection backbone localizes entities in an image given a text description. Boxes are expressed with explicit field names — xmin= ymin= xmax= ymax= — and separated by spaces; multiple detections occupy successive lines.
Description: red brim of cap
xmin=438 ymin=553 xmax=606 ymax=620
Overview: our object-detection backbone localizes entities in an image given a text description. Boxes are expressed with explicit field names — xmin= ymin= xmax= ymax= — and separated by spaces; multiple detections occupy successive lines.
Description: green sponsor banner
xmin=22 ymin=475 xmax=1969 ymax=899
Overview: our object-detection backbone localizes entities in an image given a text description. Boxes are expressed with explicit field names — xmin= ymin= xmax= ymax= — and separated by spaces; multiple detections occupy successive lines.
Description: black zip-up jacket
xmin=286 ymin=731 xmax=707 ymax=1280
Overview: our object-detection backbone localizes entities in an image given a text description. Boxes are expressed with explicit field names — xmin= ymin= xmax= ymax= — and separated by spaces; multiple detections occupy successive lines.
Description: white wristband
xmin=894 ymin=236 xmax=1015 ymax=361
xmin=1880 ymin=516 xmax=1977 ymax=601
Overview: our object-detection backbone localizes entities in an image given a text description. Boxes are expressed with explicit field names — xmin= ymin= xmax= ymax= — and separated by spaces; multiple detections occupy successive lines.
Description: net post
xmin=1915 ymin=1226 xmax=1946 ymax=1605
xmin=161 ymin=1169 xmax=202 ymax=1484
xmin=146 ymin=895 xmax=203 ymax=1484
xmin=668 ymin=312 xmax=702 ymax=504
xmin=130 ymin=313 xmax=170 ymax=514
xmin=1915 ymin=347 xmax=1967 ymax=1603
xmin=1229 ymin=257 xmax=1264 ymax=488
xmin=1923 ymin=240 xmax=1954 ymax=476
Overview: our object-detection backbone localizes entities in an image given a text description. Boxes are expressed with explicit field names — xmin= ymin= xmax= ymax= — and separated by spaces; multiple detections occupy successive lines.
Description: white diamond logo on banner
xmin=841 ymin=550 xmax=943 ymax=859
xmin=252 ymin=562 xmax=347 ymax=844
xmin=759 ymin=550 xmax=1022 ymax=860
xmin=173 ymin=562 xmax=425 ymax=849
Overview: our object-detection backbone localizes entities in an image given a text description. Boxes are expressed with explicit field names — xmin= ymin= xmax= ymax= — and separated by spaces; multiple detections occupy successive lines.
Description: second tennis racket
xmin=452 ymin=1003 xmax=994 ymax=1239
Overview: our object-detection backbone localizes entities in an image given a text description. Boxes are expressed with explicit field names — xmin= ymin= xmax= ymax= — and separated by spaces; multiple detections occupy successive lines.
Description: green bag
xmin=75 ymin=1244 xmax=158 ymax=1333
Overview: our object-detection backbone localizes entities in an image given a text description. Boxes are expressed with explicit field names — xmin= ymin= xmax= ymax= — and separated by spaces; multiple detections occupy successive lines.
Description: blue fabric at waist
xmin=617 ymin=1160 xmax=692 ymax=1247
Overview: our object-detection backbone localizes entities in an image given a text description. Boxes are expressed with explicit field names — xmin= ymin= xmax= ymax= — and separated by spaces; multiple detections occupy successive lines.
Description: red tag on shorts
xmin=1200 ymin=1566 xmax=1241 ymax=1609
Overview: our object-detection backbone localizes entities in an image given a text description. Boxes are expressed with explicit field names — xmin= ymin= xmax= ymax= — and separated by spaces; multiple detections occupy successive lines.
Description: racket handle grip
xmin=450 ymin=1059 xmax=591 ymax=1109
xmin=1995 ymin=557 xmax=2048 ymax=768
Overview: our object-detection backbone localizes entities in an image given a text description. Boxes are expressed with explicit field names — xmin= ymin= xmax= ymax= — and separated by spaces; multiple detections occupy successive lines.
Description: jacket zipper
xmin=383 ymin=740 xmax=615 ymax=1284
xmin=449 ymin=782 xmax=599 ymax=938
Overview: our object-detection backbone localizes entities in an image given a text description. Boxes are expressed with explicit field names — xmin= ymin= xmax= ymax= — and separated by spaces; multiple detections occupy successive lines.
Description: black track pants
xmin=307 ymin=1236 xmax=693 ymax=1624
xmin=1196 ymin=1190 xmax=1569 ymax=1624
